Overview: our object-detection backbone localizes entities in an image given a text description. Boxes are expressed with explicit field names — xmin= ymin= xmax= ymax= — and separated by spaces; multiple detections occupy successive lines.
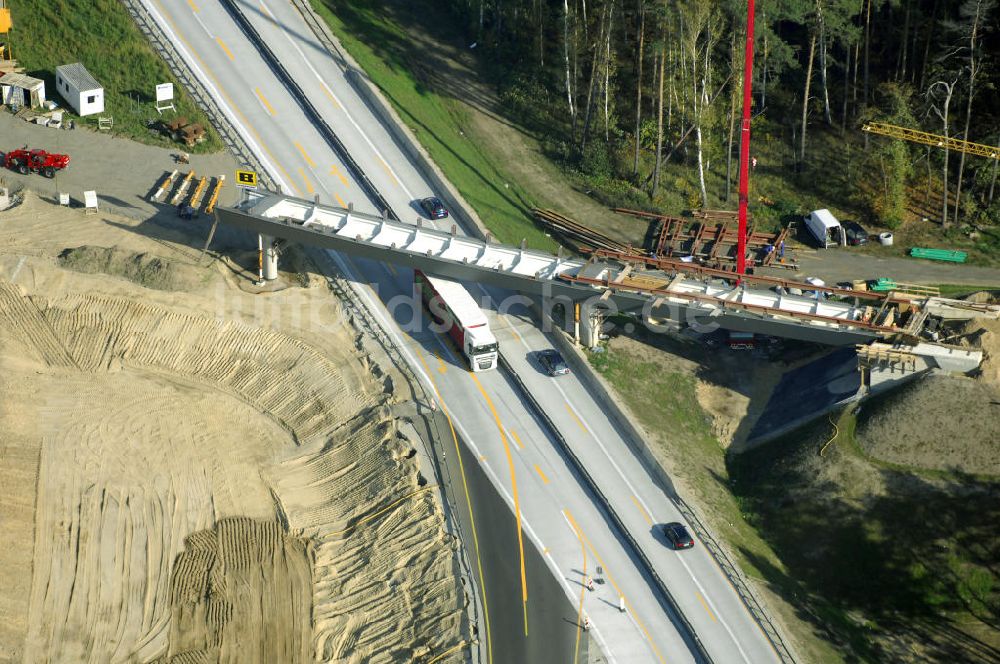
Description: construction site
xmin=0 ymin=189 xmax=469 ymax=663
xmin=1 ymin=0 xmax=999 ymax=662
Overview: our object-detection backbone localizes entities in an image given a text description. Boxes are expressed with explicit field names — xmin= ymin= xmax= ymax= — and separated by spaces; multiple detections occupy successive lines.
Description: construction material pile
xmin=532 ymin=207 xmax=638 ymax=254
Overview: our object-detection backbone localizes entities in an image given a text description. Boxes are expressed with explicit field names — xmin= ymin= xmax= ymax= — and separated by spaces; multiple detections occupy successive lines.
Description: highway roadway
xmin=141 ymin=1 xmax=783 ymax=662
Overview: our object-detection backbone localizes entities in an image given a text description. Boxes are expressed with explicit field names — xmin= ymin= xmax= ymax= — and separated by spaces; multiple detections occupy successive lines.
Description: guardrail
xmin=287 ymin=0 xmax=494 ymax=243
xmin=497 ymin=352 xmax=714 ymax=664
xmin=217 ymin=0 xmax=399 ymax=221
xmin=121 ymin=0 xmax=277 ymax=193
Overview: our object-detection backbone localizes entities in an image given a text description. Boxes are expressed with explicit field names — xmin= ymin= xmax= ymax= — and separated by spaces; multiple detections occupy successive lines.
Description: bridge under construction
xmin=214 ymin=191 xmax=993 ymax=370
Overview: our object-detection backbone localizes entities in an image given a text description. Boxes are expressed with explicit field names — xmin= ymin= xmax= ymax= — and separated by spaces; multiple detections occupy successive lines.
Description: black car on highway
xmin=662 ymin=522 xmax=695 ymax=550
xmin=842 ymin=221 xmax=869 ymax=246
xmin=420 ymin=196 xmax=449 ymax=220
xmin=537 ymin=349 xmax=570 ymax=376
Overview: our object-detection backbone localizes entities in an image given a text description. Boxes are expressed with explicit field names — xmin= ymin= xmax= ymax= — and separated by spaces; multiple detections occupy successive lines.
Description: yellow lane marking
xmin=434 ymin=353 xmax=447 ymax=374
xmin=335 ymin=193 xmax=347 ymax=207
xmin=254 ymin=87 xmax=276 ymax=115
xmin=293 ymin=141 xmax=317 ymax=168
xmin=470 ymin=372 xmax=530 ymax=635
xmin=152 ymin=1 xmax=301 ymax=195
xmin=564 ymin=510 xmax=588 ymax=664
xmin=416 ymin=348 xmax=493 ymax=663
xmin=215 ymin=37 xmax=235 ymax=61
xmin=509 ymin=429 xmax=524 ymax=450
xmin=321 ymin=84 xmax=343 ymax=110
xmin=697 ymin=591 xmax=718 ymax=623
xmin=186 ymin=0 xmax=199 ymax=11
xmin=329 ymin=164 xmax=350 ymax=187
xmin=534 ymin=465 xmax=550 ymax=484
xmin=567 ymin=509 xmax=667 ymax=664
xmin=631 ymin=495 xmax=653 ymax=526
xmin=564 ymin=403 xmax=587 ymax=433
xmin=297 ymin=168 xmax=315 ymax=194
xmin=378 ymin=155 xmax=400 ymax=185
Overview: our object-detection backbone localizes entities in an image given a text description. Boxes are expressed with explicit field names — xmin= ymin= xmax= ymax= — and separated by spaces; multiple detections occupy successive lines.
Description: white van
xmin=804 ymin=209 xmax=846 ymax=248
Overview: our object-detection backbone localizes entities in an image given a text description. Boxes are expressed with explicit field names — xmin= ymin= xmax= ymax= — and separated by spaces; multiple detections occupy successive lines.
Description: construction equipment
xmin=0 ymin=0 xmax=21 ymax=75
xmin=170 ymin=170 xmax=195 ymax=206
xmin=151 ymin=169 xmax=178 ymax=202
xmin=3 ymin=147 xmax=70 ymax=178
xmin=203 ymin=175 xmax=225 ymax=214
xmin=862 ymin=122 xmax=1000 ymax=160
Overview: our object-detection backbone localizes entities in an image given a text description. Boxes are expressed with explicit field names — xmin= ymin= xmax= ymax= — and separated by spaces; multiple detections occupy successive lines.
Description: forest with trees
xmin=445 ymin=0 xmax=1000 ymax=232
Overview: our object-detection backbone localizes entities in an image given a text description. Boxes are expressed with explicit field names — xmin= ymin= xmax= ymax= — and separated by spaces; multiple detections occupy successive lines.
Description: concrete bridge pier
xmin=260 ymin=234 xmax=279 ymax=281
xmin=579 ymin=301 xmax=603 ymax=349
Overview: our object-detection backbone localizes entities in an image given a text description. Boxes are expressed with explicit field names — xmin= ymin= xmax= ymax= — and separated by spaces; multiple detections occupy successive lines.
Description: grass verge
xmin=308 ymin=0 xmax=555 ymax=250
xmin=731 ymin=405 xmax=1000 ymax=662
xmin=8 ymin=0 xmax=221 ymax=152
xmin=588 ymin=341 xmax=845 ymax=664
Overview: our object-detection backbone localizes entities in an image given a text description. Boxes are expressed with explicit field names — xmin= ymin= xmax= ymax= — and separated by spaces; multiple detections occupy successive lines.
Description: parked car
xmin=842 ymin=221 xmax=869 ymax=246
xmin=420 ymin=196 xmax=449 ymax=219
xmin=662 ymin=522 xmax=695 ymax=550
xmin=537 ymin=349 xmax=570 ymax=376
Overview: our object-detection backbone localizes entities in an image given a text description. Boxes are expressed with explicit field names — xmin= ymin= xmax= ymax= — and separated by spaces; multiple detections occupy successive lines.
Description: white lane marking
xmin=192 ymin=10 xmax=214 ymax=38
xmin=675 ymin=553 xmax=752 ymax=662
xmin=497 ymin=300 xmax=754 ymax=663
xmin=258 ymin=0 xmax=415 ymax=200
xmin=153 ymin=6 xmax=666 ymax=655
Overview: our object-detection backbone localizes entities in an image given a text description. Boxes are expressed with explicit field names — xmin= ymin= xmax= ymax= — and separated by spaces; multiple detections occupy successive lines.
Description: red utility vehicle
xmin=3 ymin=147 xmax=70 ymax=178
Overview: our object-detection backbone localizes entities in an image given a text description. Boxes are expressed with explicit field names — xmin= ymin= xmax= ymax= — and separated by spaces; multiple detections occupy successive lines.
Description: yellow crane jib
xmin=862 ymin=122 xmax=1000 ymax=160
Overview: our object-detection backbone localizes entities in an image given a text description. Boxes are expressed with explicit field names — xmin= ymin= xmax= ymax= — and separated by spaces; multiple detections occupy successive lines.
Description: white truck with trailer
xmin=415 ymin=270 xmax=499 ymax=371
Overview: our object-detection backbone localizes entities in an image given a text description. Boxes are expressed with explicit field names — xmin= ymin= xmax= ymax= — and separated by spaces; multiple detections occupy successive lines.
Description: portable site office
xmin=55 ymin=62 xmax=104 ymax=117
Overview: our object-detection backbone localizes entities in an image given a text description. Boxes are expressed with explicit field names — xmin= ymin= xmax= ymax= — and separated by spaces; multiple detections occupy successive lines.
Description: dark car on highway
xmin=537 ymin=349 xmax=570 ymax=376
xmin=662 ymin=522 xmax=695 ymax=550
xmin=843 ymin=221 xmax=869 ymax=246
xmin=420 ymin=196 xmax=449 ymax=220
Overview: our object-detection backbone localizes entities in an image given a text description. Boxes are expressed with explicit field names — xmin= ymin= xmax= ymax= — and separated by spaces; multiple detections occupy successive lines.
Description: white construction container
xmin=55 ymin=63 xmax=104 ymax=117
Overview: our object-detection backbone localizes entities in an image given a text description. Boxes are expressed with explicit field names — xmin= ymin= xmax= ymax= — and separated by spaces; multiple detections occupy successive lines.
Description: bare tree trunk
xmin=989 ymin=147 xmax=998 ymax=204
xmin=694 ymin=44 xmax=707 ymax=207
xmin=841 ymin=43 xmax=851 ymax=133
xmin=652 ymin=45 xmax=666 ymax=197
xmin=725 ymin=36 xmax=737 ymax=201
xmin=928 ymin=80 xmax=956 ymax=226
xmin=632 ymin=2 xmax=644 ymax=176
xmin=800 ymin=34 xmax=817 ymax=166
xmin=563 ymin=0 xmax=576 ymax=121
xmin=918 ymin=0 xmax=939 ymax=91
xmin=954 ymin=0 xmax=983 ymax=226
xmin=897 ymin=0 xmax=911 ymax=80
xmin=818 ymin=3 xmax=832 ymax=125
xmin=862 ymin=0 xmax=871 ymax=108
xmin=761 ymin=13 xmax=768 ymax=108
xmin=580 ymin=5 xmax=610 ymax=154
xmin=536 ymin=0 xmax=544 ymax=67
xmin=604 ymin=10 xmax=612 ymax=142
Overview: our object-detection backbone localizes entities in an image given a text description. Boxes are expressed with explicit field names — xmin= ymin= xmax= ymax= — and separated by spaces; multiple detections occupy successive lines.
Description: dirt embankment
xmin=0 ymin=193 xmax=466 ymax=663
xmin=856 ymin=309 xmax=1000 ymax=476
xmin=58 ymin=245 xmax=209 ymax=291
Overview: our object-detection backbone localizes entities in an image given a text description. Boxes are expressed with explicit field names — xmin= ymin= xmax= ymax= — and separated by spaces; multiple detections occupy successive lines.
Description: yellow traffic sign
xmin=235 ymin=169 xmax=258 ymax=188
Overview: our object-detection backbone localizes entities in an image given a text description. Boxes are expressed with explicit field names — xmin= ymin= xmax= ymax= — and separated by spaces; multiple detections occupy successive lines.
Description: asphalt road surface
xmin=142 ymin=1 xmax=784 ymax=661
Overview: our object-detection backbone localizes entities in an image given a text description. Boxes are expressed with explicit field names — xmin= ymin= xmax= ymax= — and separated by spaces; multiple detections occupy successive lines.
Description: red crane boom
xmin=736 ymin=0 xmax=756 ymax=276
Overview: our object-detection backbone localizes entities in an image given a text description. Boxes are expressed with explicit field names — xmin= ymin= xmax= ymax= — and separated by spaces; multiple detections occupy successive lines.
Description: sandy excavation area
xmin=0 ymin=191 xmax=466 ymax=663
